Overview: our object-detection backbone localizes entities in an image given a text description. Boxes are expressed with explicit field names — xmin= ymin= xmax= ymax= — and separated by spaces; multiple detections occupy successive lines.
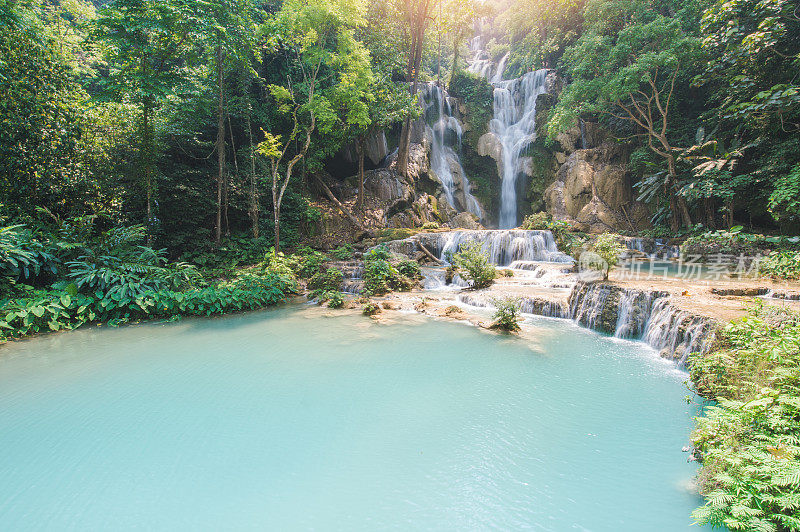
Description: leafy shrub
xmin=396 ymin=259 xmax=421 ymax=280
xmin=260 ymin=250 xmax=297 ymax=280
xmin=326 ymin=291 xmax=344 ymax=309
xmin=364 ymin=244 xmax=391 ymax=261
xmin=330 ymin=244 xmax=354 ymax=261
xmin=65 ymin=225 xmax=204 ymax=299
xmin=690 ymin=302 xmax=800 ymax=531
xmin=521 ymin=212 xmax=550 ymax=230
xmin=768 ymin=163 xmax=800 ymax=223
xmin=294 ymin=246 xmax=327 ymax=278
xmin=362 ymin=257 xmax=396 ymax=296
xmin=759 ymin=250 xmax=800 ymax=280
xmin=362 ymin=301 xmax=381 ymax=316
xmin=449 ymin=242 xmax=496 ymax=289
xmin=681 ymin=227 xmax=760 ymax=257
xmin=308 ymin=268 xmax=344 ymax=296
xmin=421 ymin=221 xmax=439 ymax=230
xmin=490 ymin=297 xmax=522 ymax=332
xmin=582 ymin=233 xmax=626 ymax=280
xmin=0 ymin=273 xmax=293 ymax=340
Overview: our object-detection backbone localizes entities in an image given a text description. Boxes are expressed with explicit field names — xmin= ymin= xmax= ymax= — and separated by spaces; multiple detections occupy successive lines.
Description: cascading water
xmin=491 ymin=53 xmax=509 ymax=84
xmin=385 ymin=229 xmax=573 ymax=266
xmin=466 ymin=26 xmax=550 ymax=228
xmin=492 ymin=70 xmax=550 ymax=228
xmin=421 ymin=84 xmax=482 ymax=220
xmin=566 ymin=282 xmax=715 ymax=365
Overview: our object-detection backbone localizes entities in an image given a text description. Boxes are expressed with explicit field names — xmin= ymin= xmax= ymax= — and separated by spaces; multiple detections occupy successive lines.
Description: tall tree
xmin=395 ymin=0 xmax=435 ymax=178
xmin=94 ymin=0 xmax=206 ymax=238
xmin=550 ymin=0 xmax=702 ymax=229
xmin=258 ymin=0 xmax=370 ymax=251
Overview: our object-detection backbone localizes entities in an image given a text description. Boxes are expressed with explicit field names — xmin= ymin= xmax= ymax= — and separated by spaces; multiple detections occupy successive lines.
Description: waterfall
xmin=491 ymin=53 xmax=509 ymax=83
xmin=642 ymin=299 xmax=715 ymax=364
xmin=387 ymin=229 xmax=573 ymax=266
xmin=465 ymin=26 xmax=550 ymax=228
xmin=567 ymin=281 xmax=715 ymax=365
xmin=621 ymin=237 xmax=680 ymax=260
xmin=570 ymin=283 xmax=615 ymax=331
xmin=493 ymin=70 xmax=550 ymax=228
xmin=614 ymin=290 xmax=658 ymax=338
xmin=421 ymin=84 xmax=483 ymax=220
xmin=458 ymin=294 xmax=568 ymax=318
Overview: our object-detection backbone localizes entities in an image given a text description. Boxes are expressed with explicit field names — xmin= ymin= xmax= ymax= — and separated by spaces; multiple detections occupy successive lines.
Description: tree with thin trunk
xmin=94 ymin=0 xmax=205 ymax=240
xmin=396 ymin=0 xmax=435 ymax=177
xmin=256 ymin=62 xmax=321 ymax=252
xmin=549 ymin=3 xmax=702 ymax=229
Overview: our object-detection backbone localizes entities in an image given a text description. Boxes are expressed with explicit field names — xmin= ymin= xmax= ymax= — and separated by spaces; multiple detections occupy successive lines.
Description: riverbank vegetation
xmin=690 ymin=302 xmax=800 ymax=530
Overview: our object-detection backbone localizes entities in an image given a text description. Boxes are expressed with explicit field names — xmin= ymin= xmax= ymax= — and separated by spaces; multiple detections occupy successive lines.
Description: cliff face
xmin=469 ymin=70 xmax=651 ymax=233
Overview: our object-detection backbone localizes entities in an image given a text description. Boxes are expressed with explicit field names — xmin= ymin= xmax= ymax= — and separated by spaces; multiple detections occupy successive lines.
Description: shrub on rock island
xmin=448 ymin=242 xmax=496 ymax=289
xmin=582 ymin=233 xmax=626 ymax=280
xmin=490 ymin=297 xmax=522 ymax=332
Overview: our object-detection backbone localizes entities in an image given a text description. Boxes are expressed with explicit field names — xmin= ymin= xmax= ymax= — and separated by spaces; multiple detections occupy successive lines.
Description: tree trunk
xmin=273 ymin=193 xmax=281 ymax=252
xmin=666 ymin=152 xmax=691 ymax=229
xmin=357 ymin=136 xmax=365 ymax=211
xmin=450 ymin=35 xmax=460 ymax=86
xmin=397 ymin=12 xmax=427 ymax=177
xmin=247 ymin=109 xmax=258 ymax=239
xmin=215 ymin=44 xmax=225 ymax=245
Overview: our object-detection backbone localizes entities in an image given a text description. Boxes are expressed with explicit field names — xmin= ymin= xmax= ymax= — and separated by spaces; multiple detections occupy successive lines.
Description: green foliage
xmin=759 ymin=251 xmax=800 ymax=281
xmin=361 ymin=244 xmax=418 ymax=296
xmin=362 ymin=300 xmax=380 ymax=316
xmin=490 ymin=297 xmax=522 ymax=332
xmin=330 ymin=244 xmax=354 ymax=261
xmin=769 ymin=165 xmax=800 ymax=224
xmin=294 ymin=246 xmax=327 ymax=278
xmin=521 ymin=212 xmax=584 ymax=256
xmin=449 ymin=242 xmax=496 ymax=289
xmin=690 ymin=302 xmax=800 ymax=531
xmin=308 ymin=268 xmax=344 ymax=294
xmin=584 ymin=233 xmax=626 ymax=280
xmin=260 ymin=250 xmax=298 ymax=280
xmin=448 ymin=71 xmax=493 ymax=146
xmin=496 ymin=0 xmax=584 ymax=75
xmin=396 ymin=260 xmax=422 ymax=280
xmin=362 ymin=256 xmax=397 ymax=296
xmin=326 ymin=290 xmax=344 ymax=309
xmin=681 ymin=226 xmax=759 ymax=256
xmin=0 ymin=273 xmax=292 ymax=341
xmin=521 ymin=212 xmax=550 ymax=230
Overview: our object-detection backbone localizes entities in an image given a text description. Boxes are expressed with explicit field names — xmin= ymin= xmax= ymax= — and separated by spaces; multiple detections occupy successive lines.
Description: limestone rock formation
xmin=545 ymin=140 xmax=650 ymax=233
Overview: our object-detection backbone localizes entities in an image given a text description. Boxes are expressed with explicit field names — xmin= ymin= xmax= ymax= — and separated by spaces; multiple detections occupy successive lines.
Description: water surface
xmin=0 ymin=306 xmax=705 ymax=530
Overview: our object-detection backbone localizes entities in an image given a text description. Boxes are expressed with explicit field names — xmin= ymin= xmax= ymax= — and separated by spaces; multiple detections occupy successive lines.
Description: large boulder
xmin=364 ymin=169 xmax=413 ymax=204
xmin=448 ymin=212 xmax=482 ymax=230
xmin=545 ymin=141 xmax=650 ymax=233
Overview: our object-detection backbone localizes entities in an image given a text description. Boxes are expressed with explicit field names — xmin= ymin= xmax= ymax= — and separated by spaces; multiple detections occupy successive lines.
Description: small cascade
xmin=614 ymin=290 xmax=660 ymax=339
xmin=622 ymin=237 xmax=680 ymax=260
xmin=331 ymin=260 xmax=364 ymax=295
xmin=421 ymin=84 xmax=482 ymax=220
xmin=491 ymin=53 xmax=509 ymax=83
xmin=642 ymin=299 xmax=715 ymax=364
xmin=567 ymin=281 xmax=715 ymax=365
xmin=458 ymin=294 xmax=568 ymax=318
xmin=492 ymin=70 xmax=550 ymax=228
xmin=388 ymin=229 xmax=573 ymax=266
xmin=569 ymin=283 xmax=615 ymax=331
xmin=420 ymin=267 xmax=469 ymax=290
